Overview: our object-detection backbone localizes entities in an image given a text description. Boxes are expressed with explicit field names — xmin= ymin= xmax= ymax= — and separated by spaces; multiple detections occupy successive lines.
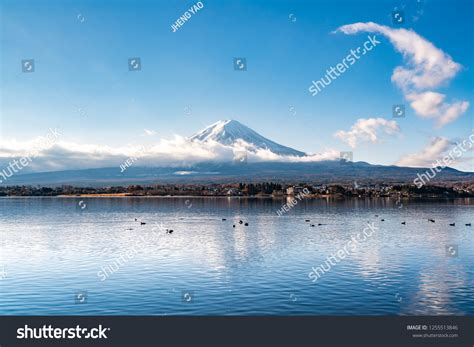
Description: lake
xmin=0 ymin=197 xmax=473 ymax=315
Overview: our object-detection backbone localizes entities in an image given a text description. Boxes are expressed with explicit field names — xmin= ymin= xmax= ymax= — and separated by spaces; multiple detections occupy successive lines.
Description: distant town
xmin=1 ymin=182 xmax=473 ymax=198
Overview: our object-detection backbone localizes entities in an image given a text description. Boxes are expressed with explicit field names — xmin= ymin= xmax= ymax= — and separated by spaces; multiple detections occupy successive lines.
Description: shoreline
xmin=0 ymin=195 xmax=472 ymax=200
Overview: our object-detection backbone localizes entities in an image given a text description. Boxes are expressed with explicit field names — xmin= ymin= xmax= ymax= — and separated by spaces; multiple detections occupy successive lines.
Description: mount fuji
xmin=1 ymin=119 xmax=472 ymax=186
xmin=189 ymin=120 xmax=306 ymax=157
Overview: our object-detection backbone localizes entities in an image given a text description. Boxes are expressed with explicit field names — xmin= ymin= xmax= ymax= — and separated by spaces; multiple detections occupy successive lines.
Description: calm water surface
xmin=0 ymin=197 xmax=473 ymax=315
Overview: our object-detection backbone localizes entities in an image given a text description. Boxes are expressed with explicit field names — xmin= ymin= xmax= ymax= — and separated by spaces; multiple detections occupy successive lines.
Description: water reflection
xmin=0 ymin=197 xmax=472 ymax=315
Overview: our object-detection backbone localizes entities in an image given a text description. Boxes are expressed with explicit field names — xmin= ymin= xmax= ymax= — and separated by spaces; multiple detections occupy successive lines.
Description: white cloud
xmin=406 ymin=92 xmax=469 ymax=128
xmin=143 ymin=129 xmax=158 ymax=136
xmin=396 ymin=137 xmax=452 ymax=167
xmin=336 ymin=22 xmax=460 ymax=90
xmin=406 ymin=91 xmax=445 ymax=118
xmin=0 ymin=136 xmax=339 ymax=173
xmin=334 ymin=117 xmax=400 ymax=148
xmin=336 ymin=22 xmax=469 ymax=127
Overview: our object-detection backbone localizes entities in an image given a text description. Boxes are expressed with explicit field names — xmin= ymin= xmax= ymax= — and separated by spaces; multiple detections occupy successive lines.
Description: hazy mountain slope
xmin=3 ymin=161 xmax=472 ymax=187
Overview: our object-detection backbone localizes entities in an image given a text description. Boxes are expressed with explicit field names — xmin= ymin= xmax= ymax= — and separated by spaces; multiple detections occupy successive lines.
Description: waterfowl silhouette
xmin=466 ymin=223 xmax=471 ymax=226
xmin=233 ymin=225 xmax=236 ymax=228
xmin=239 ymin=220 xmax=243 ymax=224
xmin=140 ymin=222 xmax=146 ymax=225
xmin=310 ymin=224 xmax=315 ymax=227
xmin=401 ymin=222 xmax=406 ymax=225
xmin=381 ymin=219 xmax=385 ymax=222
xmin=428 ymin=219 xmax=435 ymax=223
xmin=244 ymin=222 xmax=249 ymax=226
xmin=167 ymin=229 xmax=174 ymax=234
xmin=222 ymin=218 xmax=227 ymax=221
xmin=449 ymin=223 xmax=455 ymax=226
xmin=134 ymin=218 xmax=138 ymax=222
xmin=305 ymin=219 xmax=310 ymax=222
xmin=318 ymin=223 xmax=323 ymax=226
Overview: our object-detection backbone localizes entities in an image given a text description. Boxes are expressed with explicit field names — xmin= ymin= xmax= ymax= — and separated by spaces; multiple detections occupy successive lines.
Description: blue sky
xmin=1 ymin=0 xmax=473 ymax=171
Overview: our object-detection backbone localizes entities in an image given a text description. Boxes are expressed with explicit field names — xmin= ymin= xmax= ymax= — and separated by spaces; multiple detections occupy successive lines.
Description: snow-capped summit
xmin=189 ymin=120 xmax=306 ymax=157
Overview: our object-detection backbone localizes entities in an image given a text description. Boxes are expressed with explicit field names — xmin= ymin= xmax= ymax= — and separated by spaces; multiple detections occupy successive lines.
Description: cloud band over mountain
xmin=0 ymin=121 xmax=340 ymax=173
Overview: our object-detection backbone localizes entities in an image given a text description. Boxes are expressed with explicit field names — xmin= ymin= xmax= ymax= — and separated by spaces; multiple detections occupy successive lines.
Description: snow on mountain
xmin=189 ymin=120 xmax=306 ymax=157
